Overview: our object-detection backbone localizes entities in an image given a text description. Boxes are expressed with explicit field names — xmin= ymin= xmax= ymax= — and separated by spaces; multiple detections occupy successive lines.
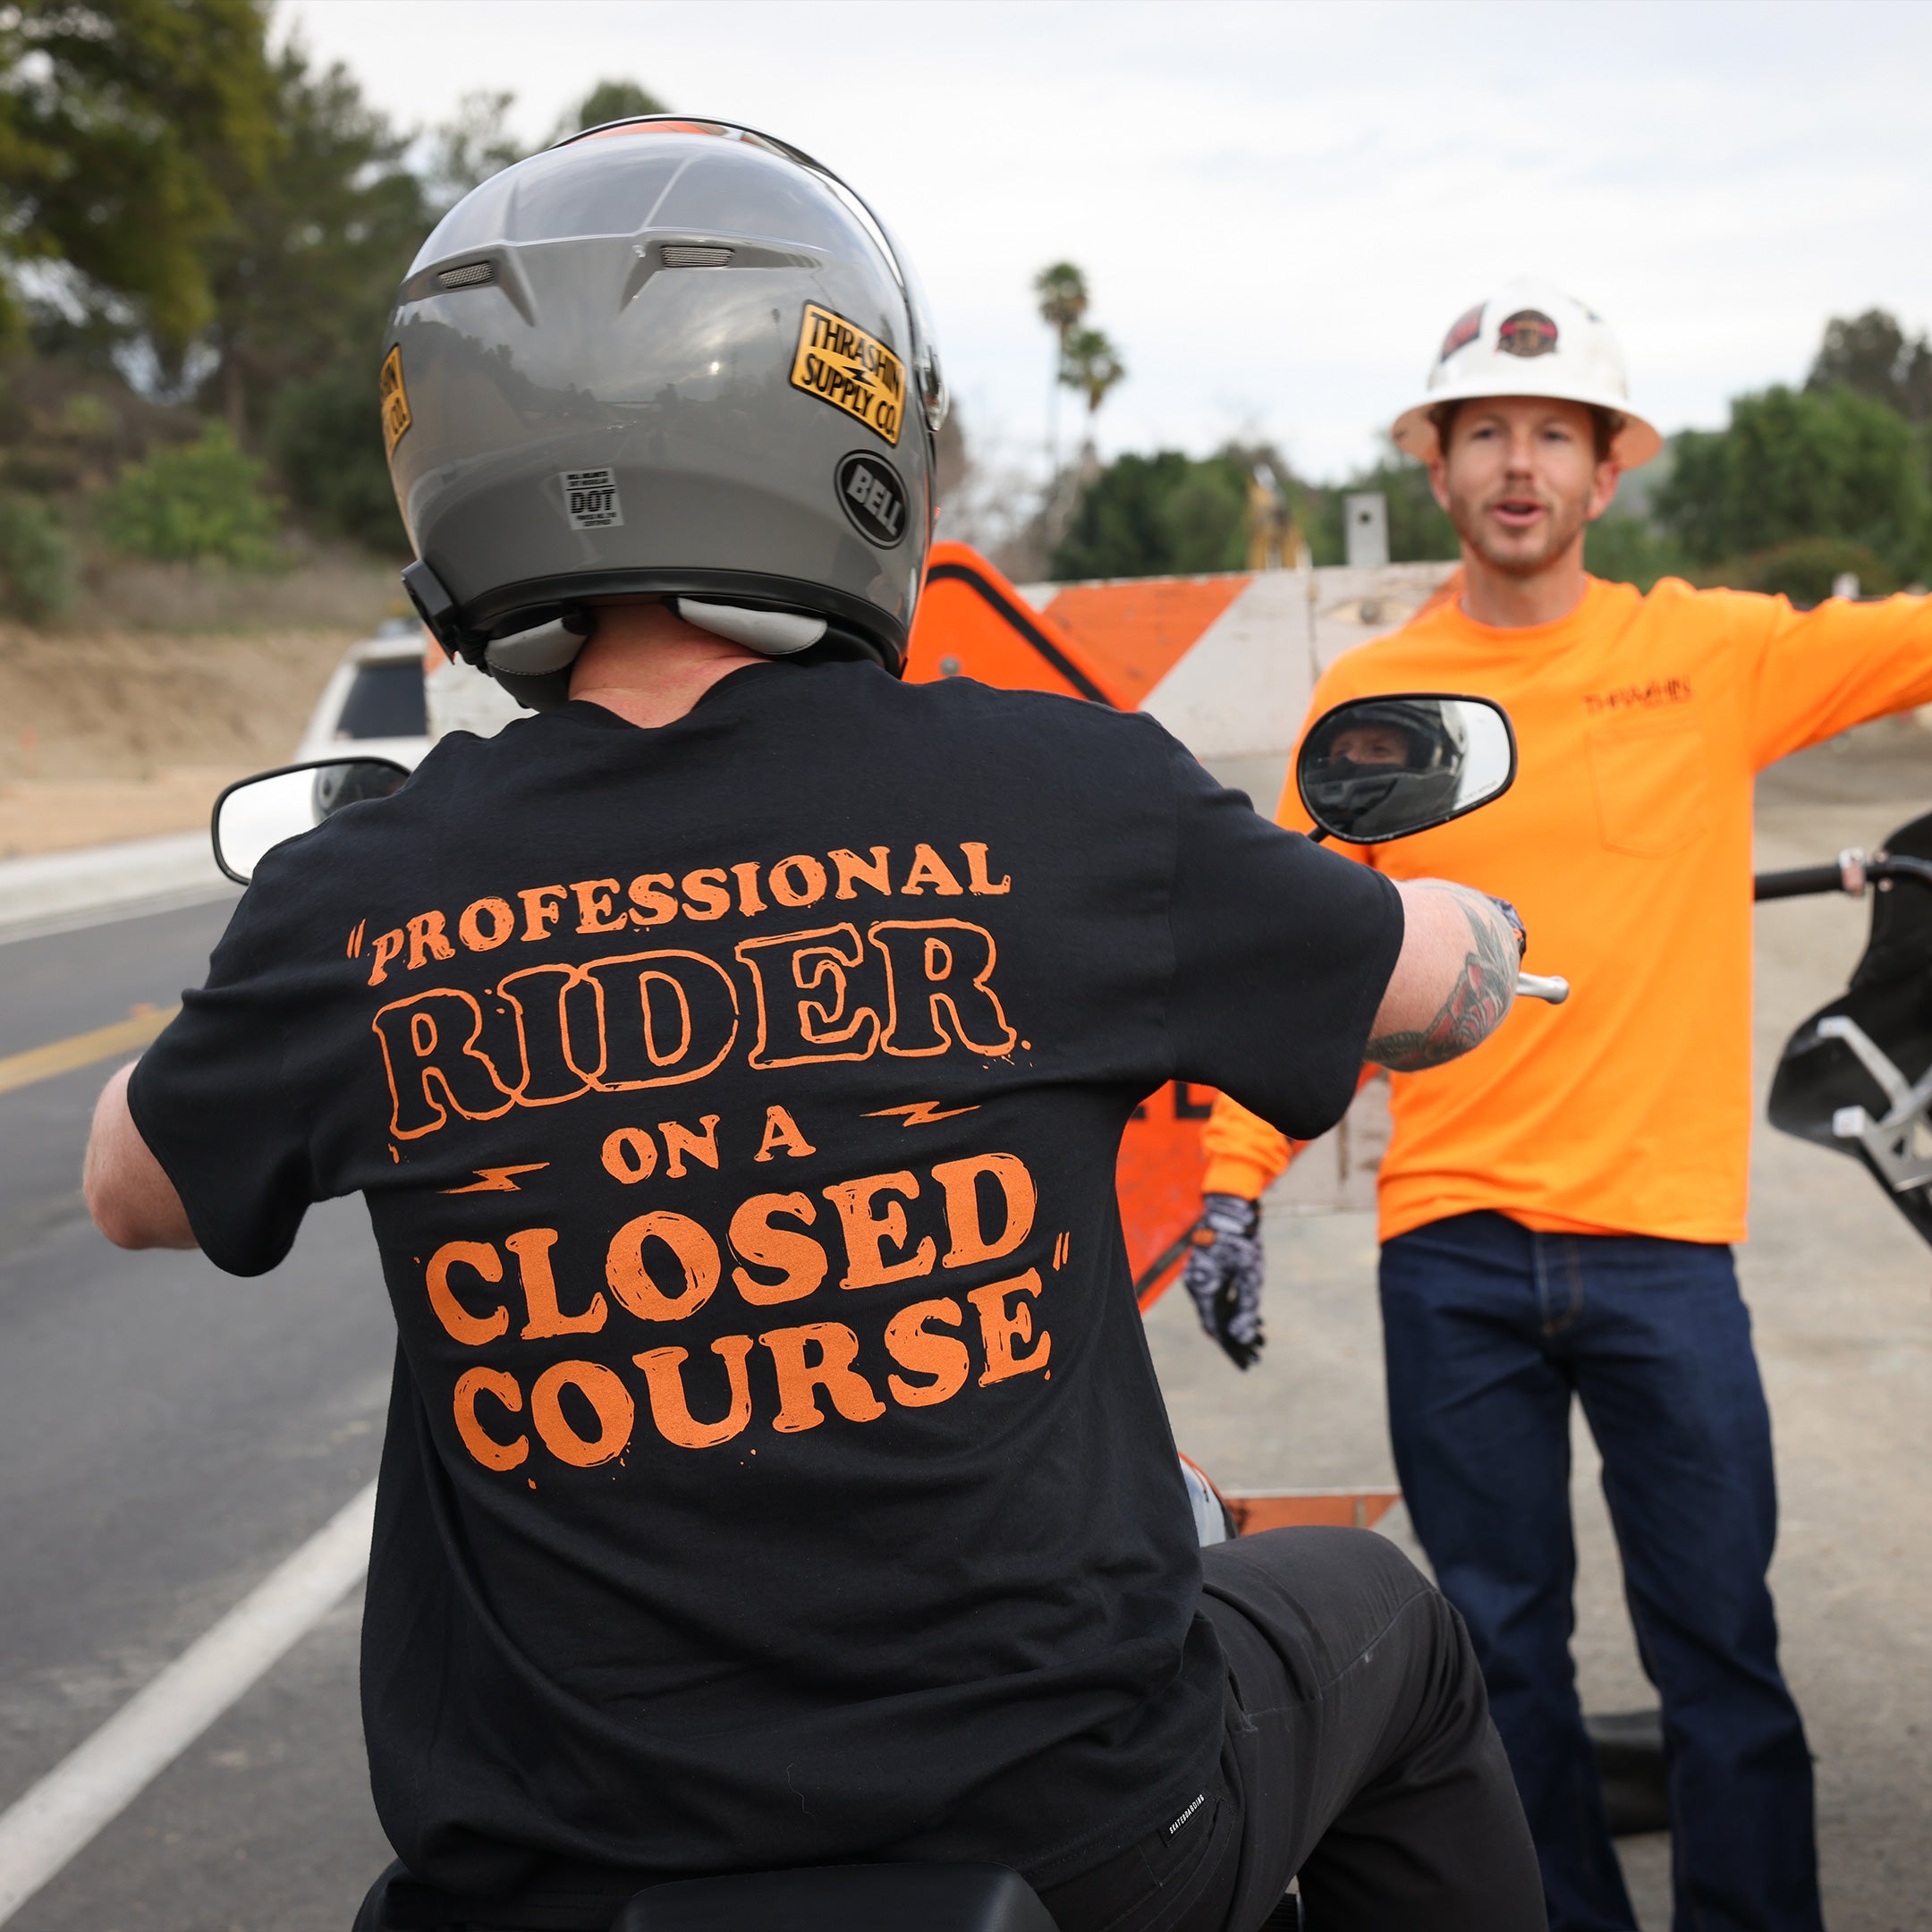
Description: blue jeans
xmin=1378 ymin=1212 xmax=1820 ymax=1932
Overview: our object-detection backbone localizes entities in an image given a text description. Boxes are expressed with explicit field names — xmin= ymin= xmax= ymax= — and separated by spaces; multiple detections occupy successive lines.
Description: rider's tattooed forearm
xmin=1366 ymin=886 xmax=1519 ymax=1072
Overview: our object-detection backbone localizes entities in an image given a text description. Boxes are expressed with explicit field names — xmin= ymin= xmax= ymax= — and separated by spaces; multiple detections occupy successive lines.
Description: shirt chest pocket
xmin=1587 ymin=716 xmax=1710 ymax=858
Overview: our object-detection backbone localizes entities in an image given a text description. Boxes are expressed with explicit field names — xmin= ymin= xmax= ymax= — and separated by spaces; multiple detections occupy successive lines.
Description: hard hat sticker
xmin=791 ymin=303 xmax=905 ymax=446
xmin=1497 ymin=309 xmax=1559 ymax=358
xmin=561 ymin=468 xmax=624 ymax=530
xmin=835 ymin=451 xmax=908 ymax=547
xmin=1437 ymin=304 xmax=1483 ymax=364
xmin=380 ymin=347 xmax=411 ymax=458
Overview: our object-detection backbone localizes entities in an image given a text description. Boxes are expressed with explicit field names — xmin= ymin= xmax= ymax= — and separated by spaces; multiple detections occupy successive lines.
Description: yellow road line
xmin=0 ymin=1007 xmax=180 ymax=1097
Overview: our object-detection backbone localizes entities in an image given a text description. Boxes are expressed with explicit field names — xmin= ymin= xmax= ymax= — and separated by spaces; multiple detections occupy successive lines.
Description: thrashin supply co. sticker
xmin=790 ymin=303 xmax=905 ymax=446
xmin=379 ymin=347 xmax=411 ymax=456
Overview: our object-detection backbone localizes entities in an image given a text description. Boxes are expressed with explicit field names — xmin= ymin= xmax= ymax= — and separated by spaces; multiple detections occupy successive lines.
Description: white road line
xmin=0 ymin=1480 xmax=377 ymax=1927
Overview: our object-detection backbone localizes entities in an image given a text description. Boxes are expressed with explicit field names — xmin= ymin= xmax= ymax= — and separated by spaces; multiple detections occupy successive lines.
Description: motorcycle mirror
xmin=211 ymin=758 xmax=411 ymax=885
xmin=1296 ymin=693 xmax=1517 ymax=844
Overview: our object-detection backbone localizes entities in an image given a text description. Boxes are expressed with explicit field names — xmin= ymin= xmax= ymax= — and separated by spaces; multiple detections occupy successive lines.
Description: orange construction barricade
xmin=905 ymin=544 xmax=1233 ymax=1309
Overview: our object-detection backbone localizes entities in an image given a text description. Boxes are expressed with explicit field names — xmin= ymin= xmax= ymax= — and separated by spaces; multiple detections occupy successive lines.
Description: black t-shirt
xmin=130 ymin=660 xmax=1401 ymax=1920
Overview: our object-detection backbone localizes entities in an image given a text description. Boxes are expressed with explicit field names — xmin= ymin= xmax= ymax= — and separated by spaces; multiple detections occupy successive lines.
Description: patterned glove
xmin=1182 ymin=1193 xmax=1265 ymax=1371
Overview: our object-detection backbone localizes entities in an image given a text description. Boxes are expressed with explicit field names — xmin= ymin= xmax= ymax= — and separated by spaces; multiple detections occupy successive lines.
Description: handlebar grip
xmin=1753 ymin=865 xmax=1851 ymax=901
xmin=1515 ymin=972 xmax=1569 ymax=1004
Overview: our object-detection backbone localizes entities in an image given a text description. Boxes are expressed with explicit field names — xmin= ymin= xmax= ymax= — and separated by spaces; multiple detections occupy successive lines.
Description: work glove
xmin=1182 ymin=1193 xmax=1265 ymax=1370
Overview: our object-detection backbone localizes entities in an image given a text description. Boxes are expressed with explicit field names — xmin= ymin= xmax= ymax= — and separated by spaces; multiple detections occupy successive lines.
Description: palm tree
xmin=1059 ymin=326 xmax=1126 ymax=457
xmin=1033 ymin=262 xmax=1089 ymax=463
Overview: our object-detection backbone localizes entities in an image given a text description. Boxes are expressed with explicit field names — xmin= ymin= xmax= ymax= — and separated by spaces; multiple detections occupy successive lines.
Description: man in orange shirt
xmin=1187 ymin=277 xmax=1932 ymax=1932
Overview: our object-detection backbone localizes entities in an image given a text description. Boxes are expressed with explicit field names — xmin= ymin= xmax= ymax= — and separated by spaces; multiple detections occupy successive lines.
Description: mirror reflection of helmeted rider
xmin=1301 ymin=699 xmax=1465 ymax=841
xmin=310 ymin=760 xmax=404 ymax=822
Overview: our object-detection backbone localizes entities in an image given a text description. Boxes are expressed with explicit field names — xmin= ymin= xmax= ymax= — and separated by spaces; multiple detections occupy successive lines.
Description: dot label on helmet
xmin=560 ymin=468 xmax=624 ymax=530
xmin=790 ymin=302 xmax=906 ymax=447
xmin=835 ymin=452 xmax=908 ymax=549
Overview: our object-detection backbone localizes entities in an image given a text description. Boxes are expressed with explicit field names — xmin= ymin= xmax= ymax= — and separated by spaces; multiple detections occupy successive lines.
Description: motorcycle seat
xmin=612 ymin=1861 xmax=1056 ymax=1932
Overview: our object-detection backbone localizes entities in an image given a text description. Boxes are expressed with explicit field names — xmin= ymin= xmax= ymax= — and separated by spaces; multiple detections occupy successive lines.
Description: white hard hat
xmin=1391 ymin=276 xmax=1661 ymax=469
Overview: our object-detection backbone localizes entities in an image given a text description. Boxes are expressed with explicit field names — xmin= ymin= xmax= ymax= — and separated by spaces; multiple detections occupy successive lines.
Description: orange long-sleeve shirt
xmin=1200 ymin=576 xmax=1932 ymax=1245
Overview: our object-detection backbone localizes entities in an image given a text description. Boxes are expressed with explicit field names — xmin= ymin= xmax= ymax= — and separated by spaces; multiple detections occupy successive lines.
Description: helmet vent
xmin=437 ymin=261 xmax=496 ymax=290
xmin=663 ymin=244 xmax=733 ymax=267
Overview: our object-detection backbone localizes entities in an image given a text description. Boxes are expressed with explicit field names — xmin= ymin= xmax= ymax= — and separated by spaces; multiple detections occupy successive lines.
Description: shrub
xmin=1704 ymin=538 xmax=1900 ymax=606
xmin=0 ymin=494 xmax=78 ymax=621
xmin=95 ymin=424 xmax=282 ymax=564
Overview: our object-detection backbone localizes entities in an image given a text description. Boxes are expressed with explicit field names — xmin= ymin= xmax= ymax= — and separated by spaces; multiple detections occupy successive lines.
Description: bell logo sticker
xmin=1496 ymin=309 xmax=1559 ymax=359
xmin=835 ymin=452 xmax=908 ymax=548
xmin=791 ymin=303 xmax=905 ymax=446
xmin=560 ymin=468 xmax=623 ymax=530
xmin=379 ymin=347 xmax=411 ymax=458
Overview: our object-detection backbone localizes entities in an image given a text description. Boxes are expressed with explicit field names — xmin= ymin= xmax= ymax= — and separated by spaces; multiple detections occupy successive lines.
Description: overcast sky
xmin=280 ymin=0 xmax=1932 ymax=483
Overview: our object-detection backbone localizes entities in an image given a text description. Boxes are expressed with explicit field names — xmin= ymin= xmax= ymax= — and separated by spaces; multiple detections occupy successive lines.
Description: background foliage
xmin=4 ymin=2 xmax=1932 ymax=614
xmin=0 ymin=2 xmax=666 ymax=614
xmin=95 ymin=425 xmax=280 ymax=564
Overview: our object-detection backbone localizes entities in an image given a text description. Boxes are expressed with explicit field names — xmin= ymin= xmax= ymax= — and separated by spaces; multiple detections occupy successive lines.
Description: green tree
xmin=1655 ymin=383 xmax=1932 ymax=581
xmin=202 ymin=43 xmax=431 ymax=439
xmin=0 ymin=0 xmax=278 ymax=359
xmin=267 ymin=360 xmax=407 ymax=552
xmin=1050 ymin=451 xmax=1249 ymax=580
xmin=549 ymin=79 xmax=668 ymax=145
xmin=424 ymin=90 xmax=522 ymax=217
xmin=1807 ymin=309 xmax=1932 ymax=423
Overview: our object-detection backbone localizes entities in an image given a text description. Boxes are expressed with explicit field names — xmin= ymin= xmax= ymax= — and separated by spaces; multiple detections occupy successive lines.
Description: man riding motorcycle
xmin=81 ymin=121 xmax=1542 ymax=1932
xmin=1185 ymin=277 xmax=1932 ymax=1932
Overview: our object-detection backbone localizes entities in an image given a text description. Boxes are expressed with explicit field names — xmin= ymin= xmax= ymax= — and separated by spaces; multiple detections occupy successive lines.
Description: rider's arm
xmin=1365 ymin=877 xmax=1521 ymax=1071
xmin=84 ymin=1060 xmax=197 ymax=1250
xmin=1196 ymin=878 xmax=1515 ymax=1189
xmin=1740 ymin=587 xmax=1932 ymax=766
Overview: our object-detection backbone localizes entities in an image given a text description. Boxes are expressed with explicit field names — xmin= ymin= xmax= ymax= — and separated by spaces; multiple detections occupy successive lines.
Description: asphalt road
xmin=4 ymin=723 xmax=1929 ymax=1932
xmin=0 ymin=895 xmax=394 ymax=1932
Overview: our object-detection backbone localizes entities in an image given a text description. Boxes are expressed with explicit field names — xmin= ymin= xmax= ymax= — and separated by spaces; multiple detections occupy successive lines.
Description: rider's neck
xmin=1455 ymin=533 xmax=1591 ymax=631
xmin=568 ymin=602 xmax=766 ymax=730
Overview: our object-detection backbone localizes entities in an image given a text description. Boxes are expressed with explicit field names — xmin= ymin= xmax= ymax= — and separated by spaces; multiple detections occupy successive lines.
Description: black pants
xmin=1039 ymin=1529 xmax=1546 ymax=1932
xmin=355 ymin=1530 xmax=1542 ymax=1932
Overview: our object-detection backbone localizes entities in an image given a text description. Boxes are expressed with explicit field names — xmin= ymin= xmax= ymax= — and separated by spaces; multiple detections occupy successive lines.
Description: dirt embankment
xmin=0 ymin=556 xmax=401 ymax=859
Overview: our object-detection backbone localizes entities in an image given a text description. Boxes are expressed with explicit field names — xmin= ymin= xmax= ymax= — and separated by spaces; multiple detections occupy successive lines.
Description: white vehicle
xmin=296 ymin=617 xmax=432 ymax=768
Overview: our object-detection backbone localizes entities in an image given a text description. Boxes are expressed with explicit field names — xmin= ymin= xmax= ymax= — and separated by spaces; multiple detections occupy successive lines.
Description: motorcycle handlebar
xmin=1753 ymin=864 xmax=1851 ymax=901
xmin=1752 ymin=851 xmax=1932 ymax=901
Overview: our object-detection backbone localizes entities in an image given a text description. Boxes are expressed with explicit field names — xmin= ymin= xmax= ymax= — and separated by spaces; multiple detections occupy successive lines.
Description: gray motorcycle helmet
xmin=1302 ymin=697 xmax=1467 ymax=841
xmin=382 ymin=116 xmax=947 ymax=707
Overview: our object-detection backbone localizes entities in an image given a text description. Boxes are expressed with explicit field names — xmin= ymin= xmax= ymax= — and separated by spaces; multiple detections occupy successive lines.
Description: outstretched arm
xmin=84 ymin=1061 xmax=198 ymax=1250
xmin=1367 ymin=880 xmax=1521 ymax=1072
